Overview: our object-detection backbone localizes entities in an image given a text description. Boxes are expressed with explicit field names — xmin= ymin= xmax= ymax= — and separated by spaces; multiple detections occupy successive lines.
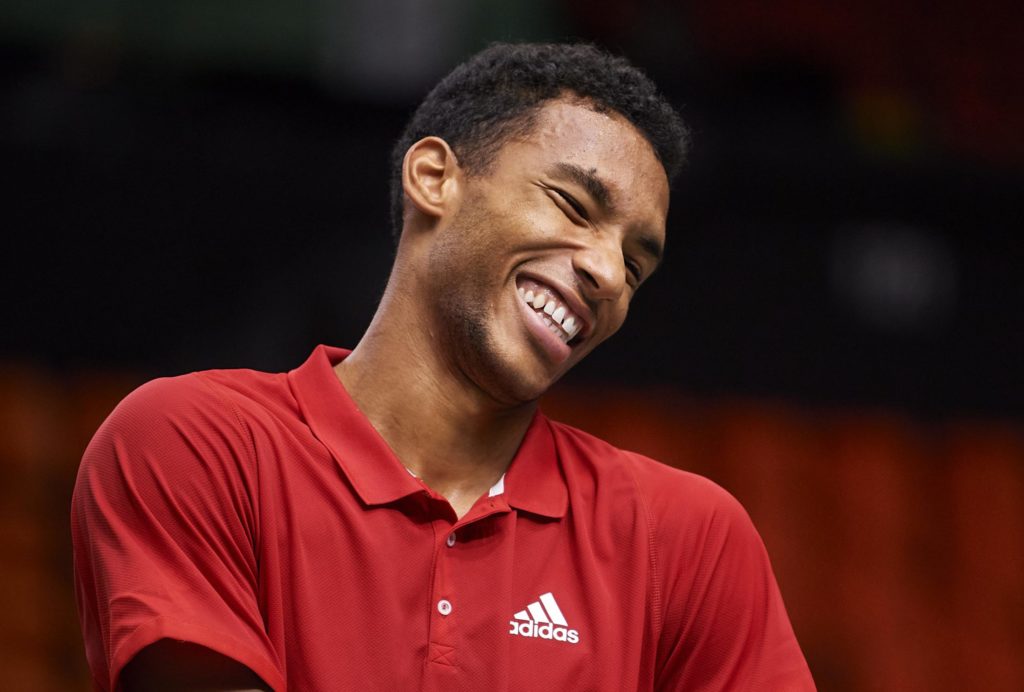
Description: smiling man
xmin=72 ymin=44 xmax=814 ymax=690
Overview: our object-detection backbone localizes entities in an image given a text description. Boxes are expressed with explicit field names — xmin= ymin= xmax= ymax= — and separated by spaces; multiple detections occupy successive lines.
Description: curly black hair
xmin=389 ymin=42 xmax=689 ymax=240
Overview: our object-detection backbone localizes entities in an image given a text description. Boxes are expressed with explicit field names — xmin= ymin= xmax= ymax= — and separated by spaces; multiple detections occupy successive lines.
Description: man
xmin=72 ymin=43 xmax=814 ymax=690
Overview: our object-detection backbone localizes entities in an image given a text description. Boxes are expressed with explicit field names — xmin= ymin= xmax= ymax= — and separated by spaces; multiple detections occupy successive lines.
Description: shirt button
xmin=446 ymin=533 xmax=456 ymax=548
xmin=437 ymin=599 xmax=452 ymax=616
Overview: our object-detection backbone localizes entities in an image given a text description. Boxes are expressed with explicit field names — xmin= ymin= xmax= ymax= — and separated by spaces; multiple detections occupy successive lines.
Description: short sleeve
xmin=71 ymin=375 xmax=286 ymax=691
xmin=650 ymin=474 xmax=815 ymax=691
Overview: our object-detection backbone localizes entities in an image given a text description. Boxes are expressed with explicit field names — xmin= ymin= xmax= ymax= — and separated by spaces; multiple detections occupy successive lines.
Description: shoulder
xmin=546 ymin=417 xmax=762 ymax=581
xmin=547 ymin=418 xmax=745 ymax=525
xmin=97 ymin=367 xmax=291 ymax=442
xmin=90 ymin=372 xmax=237 ymax=451
xmin=80 ymin=366 xmax=293 ymax=489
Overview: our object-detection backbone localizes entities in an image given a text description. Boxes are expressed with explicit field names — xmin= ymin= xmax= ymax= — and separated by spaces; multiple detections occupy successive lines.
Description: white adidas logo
xmin=508 ymin=592 xmax=580 ymax=644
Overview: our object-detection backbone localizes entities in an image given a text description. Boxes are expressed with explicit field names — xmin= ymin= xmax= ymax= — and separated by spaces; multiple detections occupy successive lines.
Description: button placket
xmin=427 ymin=518 xmax=457 ymax=671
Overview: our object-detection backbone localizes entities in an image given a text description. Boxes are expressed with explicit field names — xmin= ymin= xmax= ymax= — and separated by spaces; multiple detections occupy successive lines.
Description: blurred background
xmin=1 ymin=0 xmax=1022 ymax=689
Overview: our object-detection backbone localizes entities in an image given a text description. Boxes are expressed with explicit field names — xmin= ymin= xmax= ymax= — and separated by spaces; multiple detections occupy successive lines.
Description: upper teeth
xmin=518 ymin=284 xmax=584 ymax=343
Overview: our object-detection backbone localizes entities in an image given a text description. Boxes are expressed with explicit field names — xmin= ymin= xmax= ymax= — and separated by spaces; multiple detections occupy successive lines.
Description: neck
xmin=335 ymin=275 xmax=536 ymax=518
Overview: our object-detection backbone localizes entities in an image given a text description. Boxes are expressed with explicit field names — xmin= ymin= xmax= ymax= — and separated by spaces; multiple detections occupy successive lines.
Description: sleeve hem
xmin=109 ymin=616 xmax=286 ymax=692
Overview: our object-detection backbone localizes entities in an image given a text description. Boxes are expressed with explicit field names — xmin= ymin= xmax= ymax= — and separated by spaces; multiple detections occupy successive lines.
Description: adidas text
xmin=508 ymin=619 xmax=580 ymax=644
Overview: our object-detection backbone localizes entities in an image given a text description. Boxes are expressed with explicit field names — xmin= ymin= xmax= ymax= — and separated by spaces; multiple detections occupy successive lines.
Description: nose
xmin=573 ymin=238 xmax=626 ymax=301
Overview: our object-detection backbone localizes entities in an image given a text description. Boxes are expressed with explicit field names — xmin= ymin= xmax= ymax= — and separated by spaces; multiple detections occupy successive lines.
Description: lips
xmin=515 ymin=278 xmax=586 ymax=344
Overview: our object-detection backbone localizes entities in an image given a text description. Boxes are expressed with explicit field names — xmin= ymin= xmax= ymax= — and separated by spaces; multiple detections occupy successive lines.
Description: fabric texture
xmin=71 ymin=345 xmax=815 ymax=691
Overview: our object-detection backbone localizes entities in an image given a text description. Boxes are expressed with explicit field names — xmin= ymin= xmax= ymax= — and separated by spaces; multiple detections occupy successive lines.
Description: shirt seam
xmin=423 ymin=517 xmax=442 ymax=682
xmin=624 ymin=456 xmax=665 ymax=659
xmin=195 ymin=373 xmax=263 ymax=565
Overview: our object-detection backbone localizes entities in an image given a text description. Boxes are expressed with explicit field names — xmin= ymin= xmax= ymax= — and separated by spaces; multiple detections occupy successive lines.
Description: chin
xmin=475 ymin=356 xmax=554 ymax=406
xmin=445 ymin=302 xmax=571 ymax=406
xmin=474 ymin=341 xmax=569 ymax=406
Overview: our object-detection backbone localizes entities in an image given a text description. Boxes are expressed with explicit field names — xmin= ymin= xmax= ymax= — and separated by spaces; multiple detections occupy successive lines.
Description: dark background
xmin=3 ymin=0 xmax=1021 ymax=416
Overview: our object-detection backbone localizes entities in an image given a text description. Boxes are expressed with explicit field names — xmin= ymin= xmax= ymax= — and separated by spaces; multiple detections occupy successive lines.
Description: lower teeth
xmin=535 ymin=309 xmax=568 ymax=341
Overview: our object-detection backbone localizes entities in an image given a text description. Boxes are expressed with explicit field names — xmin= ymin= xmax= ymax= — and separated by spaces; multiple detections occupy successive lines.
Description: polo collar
xmin=287 ymin=345 xmax=567 ymax=519
xmin=502 ymin=414 xmax=567 ymax=518
xmin=289 ymin=345 xmax=421 ymax=505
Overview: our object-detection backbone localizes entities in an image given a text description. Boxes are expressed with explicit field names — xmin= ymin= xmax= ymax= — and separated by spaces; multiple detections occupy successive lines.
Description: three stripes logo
xmin=508 ymin=592 xmax=580 ymax=644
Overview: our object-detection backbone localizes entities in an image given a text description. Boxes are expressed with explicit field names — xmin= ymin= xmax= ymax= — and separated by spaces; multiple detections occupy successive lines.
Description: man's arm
xmin=120 ymin=640 xmax=271 ymax=692
xmin=72 ymin=375 xmax=285 ymax=691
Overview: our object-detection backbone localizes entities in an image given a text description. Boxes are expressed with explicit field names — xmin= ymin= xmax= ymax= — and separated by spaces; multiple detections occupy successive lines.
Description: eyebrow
xmin=549 ymin=161 xmax=664 ymax=269
xmin=550 ymin=162 xmax=614 ymax=212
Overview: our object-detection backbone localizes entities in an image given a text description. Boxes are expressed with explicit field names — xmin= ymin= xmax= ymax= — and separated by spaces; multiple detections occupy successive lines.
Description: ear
xmin=401 ymin=136 xmax=461 ymax=225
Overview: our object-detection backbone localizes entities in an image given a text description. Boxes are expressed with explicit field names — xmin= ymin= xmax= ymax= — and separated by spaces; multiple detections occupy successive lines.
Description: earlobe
xmin=402 ymin=136 xmax=461 ymax=224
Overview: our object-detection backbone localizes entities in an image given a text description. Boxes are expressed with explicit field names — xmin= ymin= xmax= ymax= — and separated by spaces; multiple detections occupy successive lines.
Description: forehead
xmin=494 ymin=99 xmax=671 ymax=222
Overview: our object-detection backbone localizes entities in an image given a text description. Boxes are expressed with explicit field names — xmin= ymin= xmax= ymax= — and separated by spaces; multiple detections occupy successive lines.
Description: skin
xmin=123 ymin=97 xmax=670 ymax=690
xmin=121 ymin=640 xmax=270 ymax=691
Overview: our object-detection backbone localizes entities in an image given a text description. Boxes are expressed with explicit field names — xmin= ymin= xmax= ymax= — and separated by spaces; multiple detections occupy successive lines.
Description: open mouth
xmin=516 ymin=278 xmax=586 ymax=346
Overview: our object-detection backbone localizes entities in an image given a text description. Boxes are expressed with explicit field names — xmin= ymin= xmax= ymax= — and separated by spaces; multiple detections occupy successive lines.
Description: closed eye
xmin=551 ymin=188 xmax=589 ymax=223
xmin=625 ymin=258 xmax=643 ymax=284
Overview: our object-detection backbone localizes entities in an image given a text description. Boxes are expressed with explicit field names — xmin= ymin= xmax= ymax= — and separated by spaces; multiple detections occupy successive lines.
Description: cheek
xmin=502 ymin=189 xmax=572 ymax=240
xmin=441 ymin=201 xmax=506 ymax=260
xmin=484 ymin=208 xmax=569 ymax=263
xmin=606 ymin=300 xmax=630 ymax=336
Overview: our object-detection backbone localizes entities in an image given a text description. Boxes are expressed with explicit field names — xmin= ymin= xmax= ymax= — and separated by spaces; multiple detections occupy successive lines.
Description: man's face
xmin=426 ymin=98 xmax=671 ymax=405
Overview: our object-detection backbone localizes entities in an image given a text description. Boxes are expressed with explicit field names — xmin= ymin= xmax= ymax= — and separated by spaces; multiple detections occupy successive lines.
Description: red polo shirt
xmin=72 ymin=345 xmax=814 ymax=690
